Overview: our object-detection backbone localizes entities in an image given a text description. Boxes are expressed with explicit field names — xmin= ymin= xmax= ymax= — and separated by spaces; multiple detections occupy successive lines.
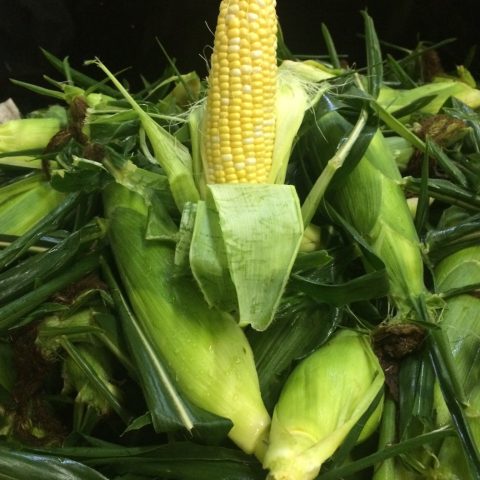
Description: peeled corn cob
xmin=186 ymin=0 xmax=330 ymax=330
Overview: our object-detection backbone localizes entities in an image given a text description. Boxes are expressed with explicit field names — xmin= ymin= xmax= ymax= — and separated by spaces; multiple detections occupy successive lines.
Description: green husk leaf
xmin=190 ymin=184 xmax=304 ymax=331
xmin=29 ymin=442 xmax=265 ymax=480
xmin=0 ymin=445 xmax=109 ymax=480
xmin=403 ymin=177 xmax=480 ymax=212
xmin=92 ymin=59 xmax=199 ymax=211
xmin=174 ymin=201 xmax=197 ymax=274
xmin=249 ymin=304 xmax=341 ymax=411
xmin=318 ymin=427 xmax=454 ymax=480
xmin=386 ymin=54 xmax=417 ymax=89
xmin=378 ymin=79 xmax=480 ymax=118
xmin=0 ymin=253 xmax=100 ymax=332
xmin=0 ymin=221 xmax=101 ymax=305
xmin=190 ymin=199 xmax=237 ymax=312
xmin=61 ymin=339 xmax=130 ymax=423
xmin=321 ymin=24 xmax=341 ymax=69
xmin=425 ymin=137 xmax=469 ymax=188
xmin=290 ymin=268 xmax=389 ymax=306
xmin=101 ymin=257 xmax=231 ymax=438
xmin=362 ymin=11 xmax=383 ymax=99
xmin=0 ymin=174 xmax=65 ymax=236
xmin=145 ymin=200 xmax=178 ymax=242
xmin=414 ymin=148 xmax=430 ymax=235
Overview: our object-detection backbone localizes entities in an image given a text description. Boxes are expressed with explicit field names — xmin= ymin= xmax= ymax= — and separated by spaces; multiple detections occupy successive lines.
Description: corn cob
xmin=203 ymin=0 xmax=278 ymax=184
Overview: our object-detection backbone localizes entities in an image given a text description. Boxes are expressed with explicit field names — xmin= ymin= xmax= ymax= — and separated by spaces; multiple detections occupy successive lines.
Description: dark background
xmin=1 ymin=0 xmax=479 ymax=112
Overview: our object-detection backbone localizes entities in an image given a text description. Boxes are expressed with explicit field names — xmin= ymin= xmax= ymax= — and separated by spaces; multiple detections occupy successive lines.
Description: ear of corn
xmin=103 ymin=182 xmax=270 ymax=457
xmin=344 ymin=131 xmax=426 ymax=312
xmin=0 ymin=174 xmax=65 ymax=236
xmin=300 ymin=112 xmax=427 ymax=315
xmin=429 ymin=239 xmax=480 ymax=478
xmin=0 ymin=115 xmax=64 ymax=170
xmin=263 ymin=330 xmax=384 ymax=480
xmin=201 ymin=1 xmax=329 ymax=186
xmin=0 ymin=118 xmax=62 ymax=153
xmin=185 ymin=0 xmax=327 ymax=330
xmin=378 ymin=78 xmax=480 ymax=119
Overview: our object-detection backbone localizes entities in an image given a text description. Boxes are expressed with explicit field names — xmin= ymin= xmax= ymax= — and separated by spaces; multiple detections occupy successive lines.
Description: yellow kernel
xmin=232 ymin=147 xmax=244 ymax=156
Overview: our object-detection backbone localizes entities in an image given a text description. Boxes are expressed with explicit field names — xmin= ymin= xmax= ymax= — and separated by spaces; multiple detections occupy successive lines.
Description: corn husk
xmin=268 ymin=60 xmax=331 ymax=184
xmin=0 ymin=118 xmax=61 ymax=153
xmin=94 ymin=60 xmax=200 ymax=212
xmin=263 ymin=330 xmax=384 ymax=480
xmin=429 ymin=244 xmax=480 ymax=478
xmin=0 ymin=174 xmax=65 ymax=236
xmin=379 ymin=78 xmax=480 ymax=118
xmin=302 ymin=109 xmax=427 ymax=314
xmin=185 ymin=60 xmax=329 ymax=330
xmin=103 ymin=182 xmax=270 ymax=457
xmin=189 ymin=183 xmax=304 ymax=330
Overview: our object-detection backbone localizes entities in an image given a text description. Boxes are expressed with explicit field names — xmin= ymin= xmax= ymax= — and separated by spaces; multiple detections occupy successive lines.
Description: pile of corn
xmin=1 ymin=1 xmax=480 ymax=479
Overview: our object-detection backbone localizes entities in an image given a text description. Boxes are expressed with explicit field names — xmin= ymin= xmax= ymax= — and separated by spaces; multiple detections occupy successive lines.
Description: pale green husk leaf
xmin=190 ymin=183 xmax=304 ymax=331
